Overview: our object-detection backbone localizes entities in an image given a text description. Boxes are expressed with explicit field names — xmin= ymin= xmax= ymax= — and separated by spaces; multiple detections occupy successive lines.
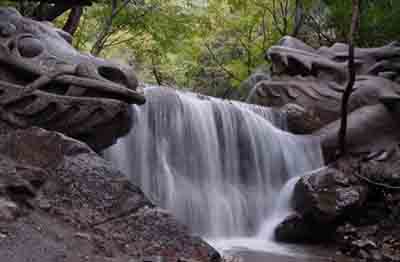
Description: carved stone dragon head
xmin=0 ymin=7 xmax=145 ymax=151
xmin=251 ymin=36 xmax=400 ymax=132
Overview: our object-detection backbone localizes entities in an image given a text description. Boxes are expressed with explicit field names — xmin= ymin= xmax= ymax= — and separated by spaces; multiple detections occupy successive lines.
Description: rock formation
xmin=249 ymin=36 xmax=400 ymax=157
xmin=0 ymin=7 xmax=220 ymax=262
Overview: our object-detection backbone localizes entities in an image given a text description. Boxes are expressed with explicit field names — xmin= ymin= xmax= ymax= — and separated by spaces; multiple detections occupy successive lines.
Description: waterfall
xmin=106 ymin=86 xmax=323 ymax=239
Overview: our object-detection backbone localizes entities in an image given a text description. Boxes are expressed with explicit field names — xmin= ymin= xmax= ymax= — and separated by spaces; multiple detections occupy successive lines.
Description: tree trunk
xmin=292 ymin=0 xmax=304 ymax=37
xmin=63 ymin=7 xmax=83 ymax=36
xmin=32 ymin=0 xmax=92 ymax=22
xmin=338 ymin=0 xmax=360 ymax=156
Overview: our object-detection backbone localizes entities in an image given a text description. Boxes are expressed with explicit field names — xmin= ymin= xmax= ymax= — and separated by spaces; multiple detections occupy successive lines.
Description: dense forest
xmin=2 ymin=0 xmax=399 ymax=99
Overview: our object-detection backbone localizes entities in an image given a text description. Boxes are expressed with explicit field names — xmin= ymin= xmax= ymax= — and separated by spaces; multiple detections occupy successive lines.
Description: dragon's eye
xmin=18 ymin=37 xmax=44 ymax=58
xmin=0 ymin=22 xmax=16 ymax=37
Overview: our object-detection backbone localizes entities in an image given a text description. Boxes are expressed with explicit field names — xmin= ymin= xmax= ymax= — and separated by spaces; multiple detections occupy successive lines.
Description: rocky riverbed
xmin=275 ymin=147 xmax=400 ymax=262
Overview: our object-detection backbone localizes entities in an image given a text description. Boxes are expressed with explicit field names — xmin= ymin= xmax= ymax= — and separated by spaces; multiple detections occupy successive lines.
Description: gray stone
xmin=294 ymin=167 xmax=368 ymax=224
xmin=249 ymin=36 xmax=400 ymax=156
xmin=0 ymin=7 xmax=145 ymax=151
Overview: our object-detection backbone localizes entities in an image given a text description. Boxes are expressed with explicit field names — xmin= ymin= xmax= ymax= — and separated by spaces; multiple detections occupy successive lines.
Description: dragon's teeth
xmin=302 ymin=59 xmax=313 ymax=71
xmin=281 ymin=54 xmax=289 ymax=66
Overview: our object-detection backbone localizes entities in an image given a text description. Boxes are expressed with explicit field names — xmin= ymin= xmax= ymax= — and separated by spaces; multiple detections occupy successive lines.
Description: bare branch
xmin=204 ymin=44 xmax=242 ymax=82
xmin=338 ymin=0 xmax=361 ymax=156
xmin=91 ymin=0 xmax=132 ymax=56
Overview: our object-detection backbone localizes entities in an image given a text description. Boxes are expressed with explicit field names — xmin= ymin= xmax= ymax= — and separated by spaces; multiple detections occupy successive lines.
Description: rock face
xmin=0 ymin=127 xmax=220 ymax=262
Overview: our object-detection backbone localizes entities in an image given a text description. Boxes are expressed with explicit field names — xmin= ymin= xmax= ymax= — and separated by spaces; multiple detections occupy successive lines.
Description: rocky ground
xmin=334 ymin=153 xmax=400 ymax=261
xmin=275 ymin=146 xmax=400 ymax=262
xmin=0 ymin=127 xmax=220 ymax=262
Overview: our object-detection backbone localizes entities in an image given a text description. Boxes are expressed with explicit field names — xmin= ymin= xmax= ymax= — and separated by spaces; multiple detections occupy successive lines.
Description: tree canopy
xmin=1 ymin=0 xmax=399 ymax=99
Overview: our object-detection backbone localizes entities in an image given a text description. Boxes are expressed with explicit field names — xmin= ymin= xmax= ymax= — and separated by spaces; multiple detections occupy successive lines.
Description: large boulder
xmin=275 ymin=167 xmax=369 ymax=243
xmin=274 ymin=213 xmax=321 ymax=243
xmin=0 ymin=127 xmax=220 ymax=262
xmin=293 ymin=167 xmax=369 ymax=224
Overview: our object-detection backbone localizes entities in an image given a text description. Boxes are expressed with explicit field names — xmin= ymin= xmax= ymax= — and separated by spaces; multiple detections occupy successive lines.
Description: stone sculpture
xmin=250 ymin=36 xmax=400 ymax=155
xmin=0 ymin=7 xmax=145 ymax=151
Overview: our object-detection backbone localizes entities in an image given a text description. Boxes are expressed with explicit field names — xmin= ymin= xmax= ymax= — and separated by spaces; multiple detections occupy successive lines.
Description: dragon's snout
xmin=0 ymin=7 xmax=146 ymax=151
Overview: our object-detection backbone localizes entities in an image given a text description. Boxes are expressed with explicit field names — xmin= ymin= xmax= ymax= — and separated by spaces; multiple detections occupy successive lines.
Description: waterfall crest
xmin=107 ymin=86 xmax=323 ymax=238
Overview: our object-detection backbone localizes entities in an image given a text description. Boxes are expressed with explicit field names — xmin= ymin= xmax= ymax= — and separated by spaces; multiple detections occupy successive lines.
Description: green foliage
xmin=321 ymin=0 xmax=400 ymax=46
xmin=3 ymin=0 xmax=399 ymax=99
xmin=57 ymin=0 xmax=300 ymax=98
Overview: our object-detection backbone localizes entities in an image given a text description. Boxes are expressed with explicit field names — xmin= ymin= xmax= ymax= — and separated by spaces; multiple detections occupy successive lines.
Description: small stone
xmin=359 ymin=249 xmax=369 ymax=259
xmin=38 ymin=200 xmax=51 ymax=211
xmin=0 ymin=198 xmax=19 ymax=221
xmin=337 ymin=223 xmax=357 ymax=234
xmin=370 ymin=250 xmax=382 ymax=261
xmin=142 ymin=256 xmax=166 ymax=262
xmin=74 ymin=232 xmax=91 ymax=241
xmin=352 ymin=239 xmax=377 ymax=249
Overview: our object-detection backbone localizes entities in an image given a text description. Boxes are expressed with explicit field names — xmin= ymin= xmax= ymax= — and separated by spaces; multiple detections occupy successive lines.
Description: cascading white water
xmin=106 ymin=86 xmax=323 ymax=240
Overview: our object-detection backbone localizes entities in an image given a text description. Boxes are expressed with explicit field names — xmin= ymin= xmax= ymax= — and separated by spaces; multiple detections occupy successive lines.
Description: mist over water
xmin=106 ymin=86 xmax=323 ymax=244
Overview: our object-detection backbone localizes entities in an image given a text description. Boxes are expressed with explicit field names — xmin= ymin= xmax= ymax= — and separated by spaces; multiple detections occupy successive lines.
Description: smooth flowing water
xmin=106 ymin=86 xmax=323 ymax=253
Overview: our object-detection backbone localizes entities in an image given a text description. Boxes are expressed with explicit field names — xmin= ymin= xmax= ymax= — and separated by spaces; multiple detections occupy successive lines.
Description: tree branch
xmin=292 ymin=0 xmax=304 ymax=37
xmin=338 ymin=0 xmax=360 ymax=156
xmin=91 ymin=0 xmax=132 ymax=56
xmin=36 ymin=1 xmax=84 ymax=21
xmin=204 ymin=44 xmax=242 ymax=82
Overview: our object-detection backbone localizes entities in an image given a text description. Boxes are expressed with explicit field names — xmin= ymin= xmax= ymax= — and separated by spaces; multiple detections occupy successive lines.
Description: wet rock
xmin=274 ymin=213 xmax=325 ymax=243
xmin=294 ymin=167 xmax=369 ymax=224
